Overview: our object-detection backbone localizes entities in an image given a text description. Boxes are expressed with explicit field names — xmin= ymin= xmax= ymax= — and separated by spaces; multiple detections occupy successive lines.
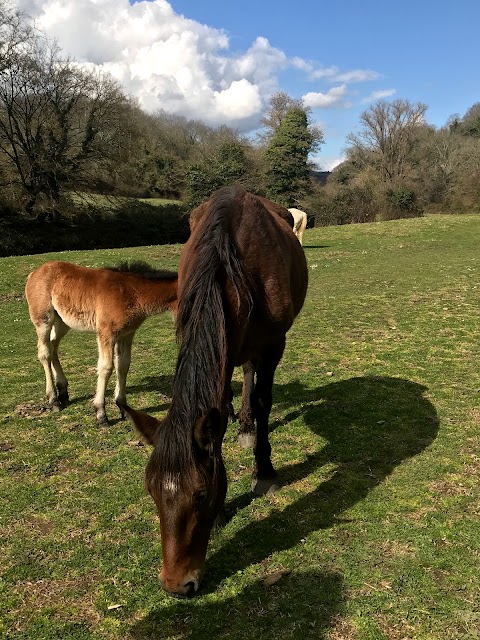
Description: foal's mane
xmin=151 ymin=185 xmax=253 ymax=481
xmin=107 ymin=260 xmax=177 ymax=280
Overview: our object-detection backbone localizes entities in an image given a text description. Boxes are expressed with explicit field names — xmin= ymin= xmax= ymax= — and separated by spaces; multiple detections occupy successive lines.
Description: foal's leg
xmin=93 ymin=332 xmax=115 ymax=425
xmin=35 ymin=319 xmax=59 ymax=410
xmin=114 ymin=332 xmax=135 ymax=419
xmin=50 ymin=315 xmax=70 ymax=407
xmin=251 ymin=341 xmax=285 ymax=496
xmin=238 ymin=360 xmax=256 ymax=449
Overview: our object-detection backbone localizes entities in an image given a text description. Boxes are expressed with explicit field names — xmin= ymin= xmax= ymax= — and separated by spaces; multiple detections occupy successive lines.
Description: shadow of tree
xmin=131 ymin=570 xmax=344 ymax=640
xmin=208 ymin=376 xmax=439 ymax=587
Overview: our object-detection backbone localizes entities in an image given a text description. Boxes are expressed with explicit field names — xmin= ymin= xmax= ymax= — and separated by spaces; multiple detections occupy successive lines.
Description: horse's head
xmin=124 ymin=404 xmax=227 ymax=596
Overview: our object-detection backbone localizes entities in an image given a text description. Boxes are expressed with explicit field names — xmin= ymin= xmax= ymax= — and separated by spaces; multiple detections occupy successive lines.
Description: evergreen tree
xmin=264 ymin=107 xmax=316 ymax=206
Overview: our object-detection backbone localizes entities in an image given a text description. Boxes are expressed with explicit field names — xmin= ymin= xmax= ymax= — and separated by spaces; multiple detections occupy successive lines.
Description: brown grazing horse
xmin=25 ymin=261 xmax=177 ymax=425
xmin=124 ymin=185 xmax=308 ymax=596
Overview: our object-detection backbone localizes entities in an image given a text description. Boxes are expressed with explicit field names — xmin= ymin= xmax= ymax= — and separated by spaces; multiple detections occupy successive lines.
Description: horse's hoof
xmin=227 ymin=402 xmax=237 ymax=423
xmin=96 ymin=416 xmax=110 ymax=426
xmin=213 ymin=509 xmax=227 ymax=529
xmin=51 ymin=401 xmax=62 ymax=412
xmin=238 ymin=432 xmax=255 ymax=449
xmin=252 ymin=477 xmax=279 ymax=496
xmin=115 ymin=400 xmax=126 ymax=419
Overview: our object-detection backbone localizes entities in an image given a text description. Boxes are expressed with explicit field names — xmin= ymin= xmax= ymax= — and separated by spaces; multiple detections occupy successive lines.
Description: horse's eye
xmin=193 ymin=490 xmax=207 ymax=507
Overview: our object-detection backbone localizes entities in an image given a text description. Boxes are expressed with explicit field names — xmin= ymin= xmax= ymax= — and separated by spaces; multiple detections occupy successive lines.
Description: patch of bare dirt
xmin=24 ymin=515 xmax=55 ymax=534
xmin=14 ymin=401 xmax=52 ymax=419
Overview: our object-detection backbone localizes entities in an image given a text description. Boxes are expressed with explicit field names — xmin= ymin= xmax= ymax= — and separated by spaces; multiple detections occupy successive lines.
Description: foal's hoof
xmin=58 ymin=392 xmax=69 ymax=406
xmin=96 ymin=416 xmax=110 ymax=427
xmin=238 ymin=432 xmax=255 ymax=449
xmin=51 ymin=400 xmax=62 ymax=412
xmin=252 ymin=477 xmax=279 ymax=496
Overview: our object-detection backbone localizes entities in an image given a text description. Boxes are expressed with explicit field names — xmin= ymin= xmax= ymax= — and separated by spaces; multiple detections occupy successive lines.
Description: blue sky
xmin=167 ymin=0 xmax=480 ymax=167
xmin=14 ymin=0 xmax=480 ymax=170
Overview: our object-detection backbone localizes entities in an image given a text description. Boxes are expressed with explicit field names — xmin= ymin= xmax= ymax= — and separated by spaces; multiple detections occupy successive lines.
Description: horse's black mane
xmin=107 ymin=260 xmax=177 ymax=280
xmin=149 ymin=185 xmax=252 ymax=483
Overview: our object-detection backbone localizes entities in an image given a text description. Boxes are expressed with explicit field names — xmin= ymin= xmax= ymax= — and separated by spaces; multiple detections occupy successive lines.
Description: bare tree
xmin=260 ymin=91 xmax=305 ymax=135
xmin=347 ymin=99 xmax=427 ymax=183
xmin=0 ymin=7 xmax=134 ymax=217
xmin=259 ymin=91 xmax=324 ymax=151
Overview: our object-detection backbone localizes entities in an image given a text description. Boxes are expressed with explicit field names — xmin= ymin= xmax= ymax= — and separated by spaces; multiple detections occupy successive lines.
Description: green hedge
xmin=0 ymin=200 xmax=190 ymax=257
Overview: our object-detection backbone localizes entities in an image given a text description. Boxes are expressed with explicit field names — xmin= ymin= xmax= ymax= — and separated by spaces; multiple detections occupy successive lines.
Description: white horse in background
xmin=288 ymin=208 xmax=308 ymax=245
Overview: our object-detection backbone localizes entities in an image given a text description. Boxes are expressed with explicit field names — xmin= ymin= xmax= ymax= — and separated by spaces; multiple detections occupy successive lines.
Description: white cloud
xmin=362 ymin=88 xmax=397 ymax=103
xmin=334 ymin=69 xmax=380 ymax=83
xmin=302 ymin=85 xmax=348 ymax=109
xmin=11 ymin=0 xmax=381 ymax=131
xmin=321 ymin=155 xmax=346 ymax=171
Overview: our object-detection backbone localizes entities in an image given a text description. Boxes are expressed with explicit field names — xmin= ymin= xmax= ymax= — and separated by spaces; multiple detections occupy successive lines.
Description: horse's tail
xmin=175 ymin=185 xmax=252 ymax=414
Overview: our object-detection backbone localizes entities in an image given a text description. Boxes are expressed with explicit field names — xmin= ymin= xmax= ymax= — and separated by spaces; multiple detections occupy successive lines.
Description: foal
xmin=25 ymin=260 xmax=177 ymax=425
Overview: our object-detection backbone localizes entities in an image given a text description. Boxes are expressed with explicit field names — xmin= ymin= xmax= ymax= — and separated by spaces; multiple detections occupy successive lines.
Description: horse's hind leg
xmin=34 ymin=318 xmax=60 ymax=410
xmin=238 ymin=360 xmax=256 ymax=448
xmin=114 ymin=332 xmax=134 ymax=419
xmin=251 ymin=340 xmax=285 ymax=496
xmin=94 ymin=332 xmax=114 ymax=425
xmin=50 ymin=315 xmax=70 ymax=407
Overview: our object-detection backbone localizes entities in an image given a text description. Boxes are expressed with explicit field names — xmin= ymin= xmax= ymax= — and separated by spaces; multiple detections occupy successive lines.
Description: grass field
xmin=0 ymin=215 xmax=479 ymax=639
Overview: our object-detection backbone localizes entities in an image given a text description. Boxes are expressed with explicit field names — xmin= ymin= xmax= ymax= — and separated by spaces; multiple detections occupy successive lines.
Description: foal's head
xmin=124 ymin=405 xmax=227 ymax=596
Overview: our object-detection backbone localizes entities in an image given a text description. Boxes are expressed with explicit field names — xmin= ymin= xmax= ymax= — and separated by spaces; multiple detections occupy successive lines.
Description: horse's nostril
xmin=184 ymin=581 xmax=196 ymax=595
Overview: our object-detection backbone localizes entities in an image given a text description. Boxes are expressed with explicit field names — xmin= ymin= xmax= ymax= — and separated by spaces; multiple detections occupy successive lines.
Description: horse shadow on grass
xmin=218 ymin=376 xmax=439 ymax=579
xmin=126 ymin=374 xmax=174 ymax=415
xmin=131 ymin=569 xmax=344 ymax=640
xmin=127 ymin=374 xmax=174 ymax=398
xmin=55 ymin=374 xmax=175 ymax=425
xmin=131 ymin=376 xmax=438 ymax=638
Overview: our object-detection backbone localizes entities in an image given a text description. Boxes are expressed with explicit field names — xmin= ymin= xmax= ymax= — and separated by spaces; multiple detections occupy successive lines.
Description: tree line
xmin=316 ymin=99 xmax=480 ymax=225
xmin=1 ymin=5 xmax=479 ymax=227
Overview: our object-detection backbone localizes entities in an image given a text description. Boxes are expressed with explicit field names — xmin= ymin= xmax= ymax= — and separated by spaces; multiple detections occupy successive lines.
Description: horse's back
xmin=182 ymin=186 xmax=308 ymax=356
xmin=241 ymin=192 xmax=307 ymax=306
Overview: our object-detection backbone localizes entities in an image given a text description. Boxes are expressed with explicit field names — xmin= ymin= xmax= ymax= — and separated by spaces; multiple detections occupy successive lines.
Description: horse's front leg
xmin=238 ymin=360 xmax=256 ymax=448
xmin=251 ymin=342 xmax=285 ymax=496
xmin=94 ymin=332 xmax=114 ymax=425
xmin=114 ymin=332 xmax=135 ymax=419
xmin=50 ymin=316 xmax=70 ymax=407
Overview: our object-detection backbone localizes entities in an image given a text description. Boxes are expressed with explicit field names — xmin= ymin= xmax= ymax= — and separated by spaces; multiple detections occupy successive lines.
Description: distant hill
xmin=310 ymin=170 xmax=331 ymax=185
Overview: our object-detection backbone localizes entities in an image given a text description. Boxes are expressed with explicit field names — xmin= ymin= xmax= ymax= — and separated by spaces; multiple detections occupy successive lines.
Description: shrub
xmin=383 ymin=187 xmax=423 ymax=220
xmin=313 ymin=185 xmax=376 ymax=226
xmin=0 ymin=198 xmax=190 ymax=257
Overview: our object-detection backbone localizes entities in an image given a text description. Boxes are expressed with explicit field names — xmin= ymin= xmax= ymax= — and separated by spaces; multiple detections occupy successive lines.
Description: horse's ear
xmin=194 ymin=408 xmax=222 ymax=455
xmin=122 ymin=404 xmax=160 ymax=445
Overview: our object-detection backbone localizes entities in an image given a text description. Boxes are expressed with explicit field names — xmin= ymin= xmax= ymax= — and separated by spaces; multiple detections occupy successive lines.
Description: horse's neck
xmin=170 ymin=321 xmax=232 ymax=425
xmin=137 ymin=278 xmax=177 ymax=315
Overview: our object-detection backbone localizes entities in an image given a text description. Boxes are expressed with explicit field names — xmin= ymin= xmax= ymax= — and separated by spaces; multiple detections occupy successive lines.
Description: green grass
xmin=1 ymin=214 xmax=479 ymax=639
xmin=69 ymin=193 xmax=181 ymax=210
